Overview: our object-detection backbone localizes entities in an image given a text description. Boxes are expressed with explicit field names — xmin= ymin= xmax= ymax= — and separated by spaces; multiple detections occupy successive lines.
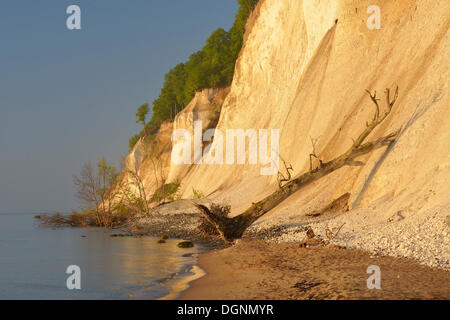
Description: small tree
xmin=125 ymin=168 xmax=150 ymax=215
xmin=42 ymin=157 xmax=149 ymax=229
xmin=136 ymin=103 xmax=150 ymax=132
xmin=73 ymin=162 xmax=101 ymax=212
xmin=97 ymin=157 xmax=118 ymax=215
xmin=73 ymin=157 xmax=119 ymax=227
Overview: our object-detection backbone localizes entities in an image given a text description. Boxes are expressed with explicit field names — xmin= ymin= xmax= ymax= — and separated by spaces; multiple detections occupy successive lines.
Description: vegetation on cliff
xmin=129 ymin=0 xmax=259 ymax=150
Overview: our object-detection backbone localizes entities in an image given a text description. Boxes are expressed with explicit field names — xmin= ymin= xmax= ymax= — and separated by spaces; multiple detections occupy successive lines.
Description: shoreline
xmin=157 ymin=245 xmax=211 ymax=300
xmin=159 ymin=264 xmax=206 ymax=300
xmin=122 ymin=212 xmax=227 ymax=249
xmin=118 ymin=206 xmax=449 ymax=299
xmin=180 ymin=239 xmax=450 ymax=300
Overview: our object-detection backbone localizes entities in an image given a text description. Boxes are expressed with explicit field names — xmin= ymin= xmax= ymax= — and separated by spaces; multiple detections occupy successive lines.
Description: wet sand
xmin=159 ymin=265 xmax=206 ymax=300
xmin=180 ymin=239 xmax=450 ymax=300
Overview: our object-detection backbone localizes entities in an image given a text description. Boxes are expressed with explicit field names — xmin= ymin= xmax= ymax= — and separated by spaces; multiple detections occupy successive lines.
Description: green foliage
xmin=97 ymin=156 xmax=118 ymax=197
xmin=192 ymin=188 xmax=204 ymax=199
xmin=229 ymin=0 xmax=258 ymax=63
xmin=117 ymin=188 xmax=147 ymax=214
xmin=132 ymin=0 xmax=259 ymax=139
xmin=183 ymin=28 xmax=235 ymax=98
xmin=136 ymin=103 xmax=149 ymax=127
xmin=165 ymin=180 xmax=182 ymax=202
xmin=129 ymin=134 xmax=140 ymax=151
xmin=150 ymin=180 xmax=182 ymax=203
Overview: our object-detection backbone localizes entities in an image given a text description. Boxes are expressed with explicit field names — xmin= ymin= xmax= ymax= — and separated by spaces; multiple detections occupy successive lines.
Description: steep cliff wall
xmin=125 ymin=0 xmax=450 ymax=226
xmin=124 ymin=87 xmax=229 ymax=199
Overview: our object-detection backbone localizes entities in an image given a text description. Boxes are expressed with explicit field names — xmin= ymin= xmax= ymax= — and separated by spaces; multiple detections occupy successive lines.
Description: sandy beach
xmin=180 ymin=239 xmax=450 ymax=300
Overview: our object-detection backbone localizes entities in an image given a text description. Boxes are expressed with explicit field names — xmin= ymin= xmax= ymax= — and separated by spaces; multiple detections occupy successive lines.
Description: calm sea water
xmin=0 ymin=213 xmax=205 ymax=300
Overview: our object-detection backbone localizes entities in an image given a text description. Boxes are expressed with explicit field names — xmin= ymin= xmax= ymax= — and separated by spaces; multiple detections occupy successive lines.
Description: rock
xmin=306 ymin=212 xmax=321 ymax=217
xmin=177 ymin=241 xmax=194 ymax=248
xmin=110 ymin=233 xmax=133 ymax=238
xmin=306 ymin=227 xmax=315 ymax=239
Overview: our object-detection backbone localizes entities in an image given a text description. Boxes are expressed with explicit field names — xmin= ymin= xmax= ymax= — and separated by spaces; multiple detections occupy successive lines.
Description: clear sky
xmin=0 ymin=0 xmax=238 ymax=213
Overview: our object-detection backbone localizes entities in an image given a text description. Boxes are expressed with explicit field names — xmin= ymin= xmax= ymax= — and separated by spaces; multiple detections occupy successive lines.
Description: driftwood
xmin=194 ymin=87 xmax=400 ymax=243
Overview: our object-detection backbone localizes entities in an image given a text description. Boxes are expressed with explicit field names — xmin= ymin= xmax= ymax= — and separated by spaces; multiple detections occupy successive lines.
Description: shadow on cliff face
xmin=352 ymin=91 xmax=442 ymax=208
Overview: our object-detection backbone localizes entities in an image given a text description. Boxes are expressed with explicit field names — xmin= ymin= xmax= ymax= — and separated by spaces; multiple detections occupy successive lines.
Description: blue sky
xmin=0 ymin=0 xmax=238 ymax=213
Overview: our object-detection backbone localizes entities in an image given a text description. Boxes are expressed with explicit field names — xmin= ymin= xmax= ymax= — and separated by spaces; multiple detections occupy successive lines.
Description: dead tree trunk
xmin=194 ymin=87 xmax=400 ymax=243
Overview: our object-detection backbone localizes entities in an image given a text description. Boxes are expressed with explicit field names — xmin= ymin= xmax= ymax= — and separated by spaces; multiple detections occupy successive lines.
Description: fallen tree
xmin=194 ymin=87 xmax=400 ymax=242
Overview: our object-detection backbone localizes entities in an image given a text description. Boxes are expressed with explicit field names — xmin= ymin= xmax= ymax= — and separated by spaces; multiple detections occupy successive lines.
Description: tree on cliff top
xmin=131 ymin=0 xmax=259 ymax=139
xmin=136 ymin=103 xmax=149 ymax=128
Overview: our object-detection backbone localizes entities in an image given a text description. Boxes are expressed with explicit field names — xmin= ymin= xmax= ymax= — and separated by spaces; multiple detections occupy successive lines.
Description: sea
xmin=0 ymin=213 xmax=206 ymax=300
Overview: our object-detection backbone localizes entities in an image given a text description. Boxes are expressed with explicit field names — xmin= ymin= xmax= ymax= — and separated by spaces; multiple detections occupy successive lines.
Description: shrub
xmin=150 ymin=180 xmax=182 ymax=203
xmin=39 ymin=210 xmax=134 ymax=229
xmin=192 ymin=188 xmax=204 ymax=199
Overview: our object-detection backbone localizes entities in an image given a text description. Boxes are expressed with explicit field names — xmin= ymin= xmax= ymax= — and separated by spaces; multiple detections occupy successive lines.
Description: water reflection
xmin=0 ymin=214 xmax=203 ymax=300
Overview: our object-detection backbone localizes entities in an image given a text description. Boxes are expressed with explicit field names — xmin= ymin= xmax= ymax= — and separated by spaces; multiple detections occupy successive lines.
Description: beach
xmin=180 ymin=239 xmax=450 ymax=300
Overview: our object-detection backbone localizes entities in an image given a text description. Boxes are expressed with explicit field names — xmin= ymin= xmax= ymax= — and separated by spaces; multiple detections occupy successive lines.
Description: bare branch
xmin=353 ymin=87 xmax=399 ymax=148
xmin=278 ymin=157 xmax=293 ymax=188
xmin=366 ymin=89 xmax=380 ymax=121
xmin=326 ymin=223 xmax=346 ymax=240
xmin=309 ymin=136 xmax=322 ymax=171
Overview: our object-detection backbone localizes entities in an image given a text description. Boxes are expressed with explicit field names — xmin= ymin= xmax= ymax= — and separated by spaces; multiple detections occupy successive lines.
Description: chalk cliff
xmin=124 ymin=0 xmax=449 ymax=245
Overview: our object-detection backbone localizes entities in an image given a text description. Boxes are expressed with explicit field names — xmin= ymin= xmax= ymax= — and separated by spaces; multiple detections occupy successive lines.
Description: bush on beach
xmin=38 ymin=210 xmax=134 ymax=229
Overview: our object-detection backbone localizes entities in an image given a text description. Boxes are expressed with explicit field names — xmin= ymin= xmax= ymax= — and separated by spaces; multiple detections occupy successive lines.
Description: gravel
xmin=122 ymin=203 xmax=449 ymax=269
xmin=247 ymin=205 xmax=450 ymax=270
xmin=122 ymin=213 xmax=226 ymax=247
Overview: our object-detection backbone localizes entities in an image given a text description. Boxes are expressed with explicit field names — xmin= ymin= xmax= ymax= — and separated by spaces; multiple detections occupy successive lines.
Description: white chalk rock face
xmin=167 ymin=88 xmax=227 ymax=185
xmin=124 ymin=0 xmax=450 ymax=225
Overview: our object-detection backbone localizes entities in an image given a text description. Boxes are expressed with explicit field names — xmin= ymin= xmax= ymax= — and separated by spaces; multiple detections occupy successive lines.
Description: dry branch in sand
xmin=194 ymin=87 xmax=400 ymax=243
